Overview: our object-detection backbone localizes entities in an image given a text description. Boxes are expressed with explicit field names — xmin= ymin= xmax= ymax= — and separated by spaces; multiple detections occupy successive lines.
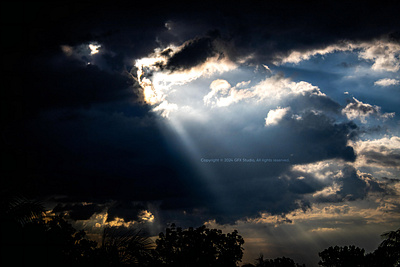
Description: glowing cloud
xmin=89 ymin=43 xmax=101 ymax=54
xmin=309 ymin=227 xmax=339 ymax=233
xmin=138 ymin=210 xmax=155 ymax=222
xmin=265 ymin=107 xmax=290 ymax=126
xmin=91 ymin=210 xmax=155 ymax=228
xmin=203 ymin=79 xmax=234 ymax=107
xmin=134 ymin=43 xmax=237 ymax=117
xmin=204 ymin=74 xmax=326 ymax=108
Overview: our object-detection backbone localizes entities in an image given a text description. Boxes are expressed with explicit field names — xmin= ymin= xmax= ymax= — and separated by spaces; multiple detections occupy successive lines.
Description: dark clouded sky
xmin=3 ymin=1 xmax=400 ymax=266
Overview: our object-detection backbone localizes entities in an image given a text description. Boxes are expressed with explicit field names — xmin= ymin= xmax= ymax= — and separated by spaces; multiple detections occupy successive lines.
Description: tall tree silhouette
xmin=366 ymin=228 xmax=400 ymax=267
xmin=1 ymin=214 xmax=97 ymax=267
xmin=98 ymin=226 xmax=154 ymax=266
xmin=0 ymin=188 xmax=44 ymax=225
xmin=153 ymin=224 xmax=244 ymax=267
xmin=1 ymin=189 xmax=46 ymax=266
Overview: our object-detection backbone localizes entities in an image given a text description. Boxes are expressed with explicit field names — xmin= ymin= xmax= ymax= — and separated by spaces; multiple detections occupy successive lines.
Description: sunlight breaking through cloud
xmin=134 ymin=42 xmax=237 ymax=117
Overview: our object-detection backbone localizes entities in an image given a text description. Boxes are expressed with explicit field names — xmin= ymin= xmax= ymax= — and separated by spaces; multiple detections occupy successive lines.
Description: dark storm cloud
xmin=197 ymin=166 xmax=320 ymax=223
xmin=52 ymin=203 xmax=104 ymax=221
xmin=26 ymin=56 xmax=134 ymax=113
xmin=314 ymin=166 xmax=385 ymax=203
xmin=272 ymin=110 xmax=358 ymax=164
xmin=287 ymin=93 xmax=341 ymax=115
xmin=363 ymin=150 xmax=400 ymax=168
xmin=207 ymin=163 xmax=385 ymax=223
xmin=15 ymin=108 xmax=211 ymax=204
xmin=165 ymin=36 xmax=217 ymax=71
xmin=161 ymin=1 xmax=400 ymax=65
xmin=5 ymin=1 xmax=400 ymax=68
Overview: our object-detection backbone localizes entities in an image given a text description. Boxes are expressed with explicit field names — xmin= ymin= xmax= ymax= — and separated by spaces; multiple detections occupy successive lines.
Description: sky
xmin=3 ymin=1 xmax=400 ymax=266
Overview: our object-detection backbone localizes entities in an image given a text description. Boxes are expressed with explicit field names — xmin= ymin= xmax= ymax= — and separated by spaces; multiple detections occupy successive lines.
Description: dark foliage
xmin=318 ymin=228 xmax=400 ymax=267
xmin=97 ymin=226 xmax=154 ymax=267
xmin=1 ymin=215 xmax=97 ymax=267
xmin=318 ymin=245 xmax=366 ymax=267
xmin=253 ymin=254 xmax=306 ymax=267
xmin=0 ymin=189 xmax=44 ymax=226
xmin=152 ymin=223 xmax=244 ymax=267
xmin=364 ymin=228 xmax=400 ymax=267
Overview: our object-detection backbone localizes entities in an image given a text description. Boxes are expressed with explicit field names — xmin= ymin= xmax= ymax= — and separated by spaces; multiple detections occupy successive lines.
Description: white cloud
xmin=341 ymin=97 xmax=395 ymax=123
xmin=204 ymin=74 xmax=326 ymax=108
xmin=292 ymin=159 xmax=346 ymax=180
xmin=210 ymin=79 xmax=232 ymax=93
xmin=235 ymin=80 xmax=251 ymax=88
xmin=374 ymin=78 xmax=400 ymax=87
xmin=265 ymin=107 xmax=290 ymax=126
xmin=274 ymin=42 xmax=354 ymax=65
xmin=358 ymin=41 xmax=400 ymax=72
xmin=203 ymin=79 xmax=235 ymax=107
xmin=274 ymin=40 xmax=400 ymax=72
xmin=262 ymin=64 xmax=272 ymax=72
xmin=342 ymin=97 xmax=377 ymax=123
xmin=251 ymin=75 xmax=326 ymax=101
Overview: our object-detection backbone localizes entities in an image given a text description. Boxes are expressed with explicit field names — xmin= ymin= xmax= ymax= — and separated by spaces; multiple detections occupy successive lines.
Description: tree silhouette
xmin=253 ymin=254 xmax=306 ymax=267
xmin=0 ymin=188 xmax=44 ymax=226
xmin=97 ymin=226 xmax=154 ymax=266
xmin=318 ymin=245 xmax=366 ymax=267
xmin=1 ymin=214 xmax=98 ymax=267
xmin=153 ymin=224 xmax=244 ymax=267
xmin=365 ymin=228 xmax=400 ymax=267
xmin=1 ymin=189 xmax=46 ymax=266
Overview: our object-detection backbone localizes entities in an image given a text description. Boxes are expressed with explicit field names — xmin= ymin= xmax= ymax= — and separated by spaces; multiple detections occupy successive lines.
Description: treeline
xmin=1 ymin=193 xmax=399 ymax=266
xmin=1 ymin=215 xmax=244 ymax=267
xmin=243 ymin=228 xmax=400 ymax=267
